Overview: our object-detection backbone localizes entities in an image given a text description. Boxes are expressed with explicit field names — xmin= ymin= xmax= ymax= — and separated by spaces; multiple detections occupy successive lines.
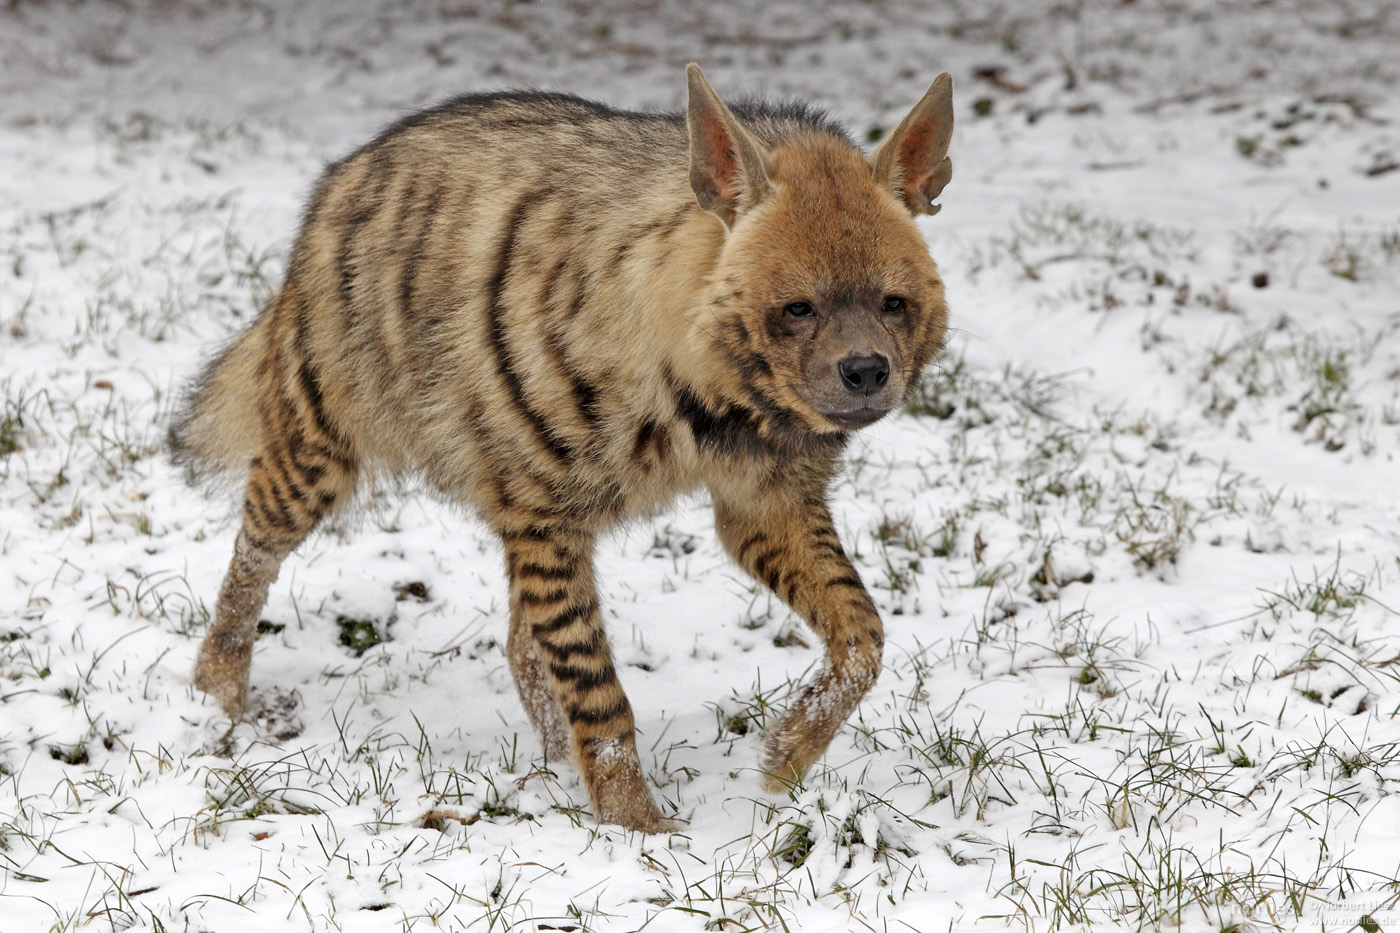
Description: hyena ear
xmin=871 ymin=73 xmax=955 ymax=217
xmin=686 ymin=63 xmax=771 ymax=229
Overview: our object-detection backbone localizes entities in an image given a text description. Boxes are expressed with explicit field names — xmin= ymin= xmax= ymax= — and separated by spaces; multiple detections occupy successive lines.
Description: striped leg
xmin=194 ymin=428 xmax=355 ymax=717
xmin=713 ymin=484 xmax=884 ymax=790
xmin=503 ymin=528 xmax=675 ymax=832
xmin=506 ymin=586 xmax=571 ymax=763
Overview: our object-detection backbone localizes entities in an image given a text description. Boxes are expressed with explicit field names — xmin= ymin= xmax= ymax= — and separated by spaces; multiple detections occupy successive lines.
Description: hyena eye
xmin=784 ymin=301 xmax=815 ymax=318
xmin=881 ymin=295 xmax=907 ymax=314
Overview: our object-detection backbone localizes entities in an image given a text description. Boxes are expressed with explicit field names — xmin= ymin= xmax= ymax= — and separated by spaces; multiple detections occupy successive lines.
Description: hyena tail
xmin=168 ymin=315 xmax=272 ymax=483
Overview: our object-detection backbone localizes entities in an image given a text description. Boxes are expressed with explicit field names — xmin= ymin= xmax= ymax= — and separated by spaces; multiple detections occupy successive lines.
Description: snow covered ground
xmin=2 ymin=2 xmax=1399 ymax=930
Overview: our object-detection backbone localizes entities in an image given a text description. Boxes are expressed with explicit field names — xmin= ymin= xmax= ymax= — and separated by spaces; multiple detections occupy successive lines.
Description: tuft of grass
xmin=1323 ymin=231 xmax=1366 ymax=281
xmin=962 ymin=201 xmax=1196 ymax=284
xmin=1260 ymin=558 xmax=1369 ymax=624
xmin=1196 ymin=322 xmax=1395 ymax=453
xmin=337 ymin=615 xmax=386 ymax=656
xmin=1111 ymin=473 xmax=1196 ymax=572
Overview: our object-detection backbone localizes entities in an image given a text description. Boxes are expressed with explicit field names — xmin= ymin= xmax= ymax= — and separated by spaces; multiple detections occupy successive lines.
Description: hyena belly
xmin=172 ymin=68 xmax=955 ymax=833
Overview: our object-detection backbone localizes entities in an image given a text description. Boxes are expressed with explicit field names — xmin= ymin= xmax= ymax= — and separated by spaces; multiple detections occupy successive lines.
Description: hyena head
xmin=687 ymin=65 xmax=954 ymax=434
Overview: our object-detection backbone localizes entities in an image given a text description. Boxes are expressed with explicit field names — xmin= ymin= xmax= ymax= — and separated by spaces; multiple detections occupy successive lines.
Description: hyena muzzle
xmin=170 ymin=65 xmax=953 ymax=833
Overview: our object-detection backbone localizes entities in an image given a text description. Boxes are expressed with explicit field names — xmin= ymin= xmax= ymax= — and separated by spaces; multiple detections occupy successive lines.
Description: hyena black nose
xmin=837 ymin=355 xmax=890 ymax=393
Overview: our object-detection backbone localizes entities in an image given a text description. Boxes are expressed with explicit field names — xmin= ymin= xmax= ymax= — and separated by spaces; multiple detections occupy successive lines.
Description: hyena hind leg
xmin=194 ymin=440 xmax=356 ymax=717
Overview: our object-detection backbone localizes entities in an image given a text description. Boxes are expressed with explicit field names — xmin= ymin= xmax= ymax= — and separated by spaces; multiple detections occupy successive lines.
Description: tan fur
xmin=171 ymin=65 xmax=954 ymax=832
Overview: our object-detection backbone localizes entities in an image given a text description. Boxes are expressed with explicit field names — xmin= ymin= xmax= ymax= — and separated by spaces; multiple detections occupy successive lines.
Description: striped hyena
xmin=171 ymin=65 xmax=953 ymax=832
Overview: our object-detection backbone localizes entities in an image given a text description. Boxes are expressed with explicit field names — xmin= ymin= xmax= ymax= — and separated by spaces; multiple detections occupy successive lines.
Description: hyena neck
xmin=662 ymin=341 xmax=848 ymax=463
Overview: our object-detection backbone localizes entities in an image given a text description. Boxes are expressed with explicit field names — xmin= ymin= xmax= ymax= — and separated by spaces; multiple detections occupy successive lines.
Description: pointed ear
xmin=871 ymin=73 xmax=954 ymax=216
xmin=686 ymin=63 xmax=771 ymax=229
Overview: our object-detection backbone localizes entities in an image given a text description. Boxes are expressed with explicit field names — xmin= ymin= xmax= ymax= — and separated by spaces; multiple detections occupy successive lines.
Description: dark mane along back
xmin=364 ymin=88 xmax=854 ymax=153
xmin=728 ymin=97 xmax=855 ymax=146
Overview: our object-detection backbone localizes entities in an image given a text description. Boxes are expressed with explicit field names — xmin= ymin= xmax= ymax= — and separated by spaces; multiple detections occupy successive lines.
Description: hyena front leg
xmin=194 ymin=429 xmax=355 ymax=717
xmin=713 ymin=485 xmax=884 ymax=790
xmin=502 ymin=528 xmax=676 ymax=833
xmin=505 ymin=576 xmax=570 ymax=764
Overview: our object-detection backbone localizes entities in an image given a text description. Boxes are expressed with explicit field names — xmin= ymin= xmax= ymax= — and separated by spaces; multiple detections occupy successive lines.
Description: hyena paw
xmin=591 ymin=766 xmax=677 ymax=833
xmin=193 ymin=651 xmax=249 ymax=719
xmin=760 ymin=756 xmax=805 ymax=794
xmin=760 ymin=728 xmax=818 ymax=793
xmin=595 ymin=798 xmax=680 ymax=834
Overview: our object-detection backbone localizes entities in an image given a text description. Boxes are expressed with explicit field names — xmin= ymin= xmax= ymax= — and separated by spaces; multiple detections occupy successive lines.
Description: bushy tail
xmin=168 ymin=317 xmax=271 ymax=484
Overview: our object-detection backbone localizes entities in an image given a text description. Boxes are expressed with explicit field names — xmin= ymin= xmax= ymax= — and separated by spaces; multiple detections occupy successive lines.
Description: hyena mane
xmin=171 ymin=66 xmax=954 ymax=833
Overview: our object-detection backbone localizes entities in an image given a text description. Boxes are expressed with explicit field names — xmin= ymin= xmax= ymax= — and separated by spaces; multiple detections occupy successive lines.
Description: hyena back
xmin=171 ymin=65 xmax=954 ymax=832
